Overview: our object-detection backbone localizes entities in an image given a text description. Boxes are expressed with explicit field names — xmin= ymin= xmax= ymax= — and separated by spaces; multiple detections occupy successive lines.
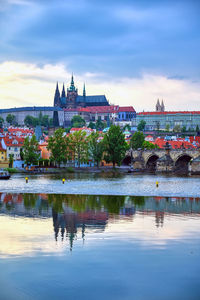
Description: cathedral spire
xmin=161 ymin=99 xmax=165 ymax=112
xmin=69 ymin=74 xmax=75 ymax=91
xmin=54 ymin=82 xmax=60 ymax=106
xmin=156 ymin=99 xmax=161 ymax=112
xmin=61 ymin=83 xmax=66 ymax=98
xmin=83 ymin=83 xmax=86 ymax=97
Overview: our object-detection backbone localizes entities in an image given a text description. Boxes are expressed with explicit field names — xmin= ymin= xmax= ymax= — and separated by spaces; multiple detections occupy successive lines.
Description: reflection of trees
xmin=23 ymin=194 xmax=38 ymax=209
xmin=131 ymin=196 xmax=145 ymax=207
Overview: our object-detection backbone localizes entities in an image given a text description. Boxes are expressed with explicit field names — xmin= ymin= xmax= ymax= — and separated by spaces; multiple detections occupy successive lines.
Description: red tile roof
xmin=153 ymin=138 xmax=196 ymax=149
xmin=3 ymin=137 xmax=24 ymax=147
xmin=118 ymin=106 xmax=135 ymax=112
xmin=138 ymin=111 xmax=200 ymax=115
xmin=66 ymin=105 xmax=136 ymax=114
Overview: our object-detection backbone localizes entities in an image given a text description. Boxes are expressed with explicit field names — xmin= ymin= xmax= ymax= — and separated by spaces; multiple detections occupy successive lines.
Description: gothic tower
xmin=161 ymin=99 xmax=165 ymax=112
xmin=67 ymin=75 xmax=78 ymax=108
xmin=61 ymin=83 xmax=66 ymax=98
xmin=53 ymin=82 xmax=60 ymax=107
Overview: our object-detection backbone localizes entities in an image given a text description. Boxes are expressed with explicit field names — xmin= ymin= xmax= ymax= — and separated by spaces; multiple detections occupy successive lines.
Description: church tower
xmin=61 ymin=83 xmax=66 ymax=98
xmin=67 ymin=75 xmax=78 ymax=108
xmin=161 ymin=99 xmax=165 ymax=112
xmin=156 ymin=99 xmax=161 ymax=112
xmin=83 ymin=83 xmax=86 ymax=98
xmin=53 ymin=82 xmax=60 ymax=107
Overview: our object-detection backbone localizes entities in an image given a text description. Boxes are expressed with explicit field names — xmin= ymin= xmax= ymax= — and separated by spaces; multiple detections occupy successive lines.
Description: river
xmin=0 ymin=173 xmax=199 ymax=300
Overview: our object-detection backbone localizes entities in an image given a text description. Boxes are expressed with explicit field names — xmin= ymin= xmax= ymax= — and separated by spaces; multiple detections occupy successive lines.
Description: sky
xmin=0 ymin=0 xmax=200 ymax=111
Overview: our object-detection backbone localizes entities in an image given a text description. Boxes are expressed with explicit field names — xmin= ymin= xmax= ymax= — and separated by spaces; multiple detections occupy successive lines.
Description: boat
xmin=0 ymin=169 xmax=11 ymax=180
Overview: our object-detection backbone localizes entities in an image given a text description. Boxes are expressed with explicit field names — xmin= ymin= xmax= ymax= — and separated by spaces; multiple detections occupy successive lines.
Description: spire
xmin=161 ymin=99 xmax=165 ymax=112
xmin=156 ymin=99 xmax=161 ymax=112
xmin=54 ymin=82 xmax=60 ymax=106
xmin=83 ymin=83 xmax=86 ymax=97
xmin=61 ymin=83 xmax=66 ymax=98
xmin=69 ymin=74 xmax=75 ymax=91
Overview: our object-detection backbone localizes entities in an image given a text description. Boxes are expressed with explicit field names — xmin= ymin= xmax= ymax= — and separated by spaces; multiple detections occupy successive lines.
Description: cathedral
xmin=53 ymin=75 xmax=109 ymax=109
xmin=156 ymin=99 xmax=165 ymax=112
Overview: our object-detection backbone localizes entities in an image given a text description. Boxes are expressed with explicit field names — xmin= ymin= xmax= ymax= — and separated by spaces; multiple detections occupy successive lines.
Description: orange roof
xmin=153 ymin=138 xmax=195 ymax=149
xmin=3 ymin=136 xmax=24 ymax=147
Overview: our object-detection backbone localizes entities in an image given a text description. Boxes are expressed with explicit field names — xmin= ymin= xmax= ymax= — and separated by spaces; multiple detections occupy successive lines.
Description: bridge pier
xmin=190 ymin=155 xmax=200 ymax=175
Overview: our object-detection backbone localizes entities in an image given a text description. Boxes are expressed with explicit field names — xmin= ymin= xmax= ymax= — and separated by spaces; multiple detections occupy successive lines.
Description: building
xmin=137 ymin=111 xmax=200 ymax=131
xmin=64 ymin=105 xmax=136 ymax=127
xmin=0 ymin=139 xmax=8 ymax=168
xmin=3 ymin=136 xmax=24 ymax=160
xmin=156 ymin=99 xmax=165 ymax=112
xmin=0 ymin=106 xmax=64 ymax=127
xmin=54 ymin=75 xmax=109 ymax=109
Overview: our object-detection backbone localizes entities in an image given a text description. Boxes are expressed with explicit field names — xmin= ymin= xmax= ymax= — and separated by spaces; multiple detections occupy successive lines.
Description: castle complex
xmin=53 ymin=75 xmax=109 ymax=109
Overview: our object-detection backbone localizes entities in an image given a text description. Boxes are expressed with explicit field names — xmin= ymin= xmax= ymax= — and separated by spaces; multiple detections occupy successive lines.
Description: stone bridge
xmin=124 ymin=148 xmax=200 ymax=174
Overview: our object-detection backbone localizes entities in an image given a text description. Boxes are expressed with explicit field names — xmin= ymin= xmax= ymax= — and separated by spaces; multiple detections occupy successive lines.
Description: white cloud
xmin=0 ymin=61 xmax=200 ymax=111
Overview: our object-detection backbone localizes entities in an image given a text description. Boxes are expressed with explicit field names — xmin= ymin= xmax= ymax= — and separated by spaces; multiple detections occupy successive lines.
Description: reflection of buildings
xmin=137 ymin=196 xmax=200 ymax=227
xmin=1 ymin=193 xmax=200 ymax=244
xmin=52 ymin=208 xmax=109 ymax=250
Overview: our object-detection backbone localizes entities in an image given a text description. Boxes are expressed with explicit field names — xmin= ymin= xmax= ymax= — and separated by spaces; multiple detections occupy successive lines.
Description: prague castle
xmin=54 ymin=75 xmax=109 ymax=109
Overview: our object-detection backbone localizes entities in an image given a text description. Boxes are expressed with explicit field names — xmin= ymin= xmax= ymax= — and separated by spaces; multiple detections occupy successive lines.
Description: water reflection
xmin=0 ymin=193 xmax=200 ymax=253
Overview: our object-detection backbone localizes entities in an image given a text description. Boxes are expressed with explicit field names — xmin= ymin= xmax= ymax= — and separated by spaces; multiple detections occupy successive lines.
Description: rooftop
xmin=138 ymin=111 xmax=200 ymax=116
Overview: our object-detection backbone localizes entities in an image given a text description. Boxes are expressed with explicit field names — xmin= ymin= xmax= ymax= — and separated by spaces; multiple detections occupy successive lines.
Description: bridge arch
xmin=122 ymin=155 xmax=131 ymax=166
xmin=174 ymin=154 xmax=192 ymax=174
xmin=145 ymin=154 xmax=160 ymax=172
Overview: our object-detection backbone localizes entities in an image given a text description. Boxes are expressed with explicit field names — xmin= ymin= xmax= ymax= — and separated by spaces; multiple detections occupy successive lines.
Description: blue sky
xmin=0 ymin=0 xmax=200 ymax=110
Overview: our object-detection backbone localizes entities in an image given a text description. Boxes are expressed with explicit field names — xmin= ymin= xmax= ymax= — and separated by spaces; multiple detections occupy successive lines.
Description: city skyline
xmin=0 ymin=0 xmax=200 ymax=111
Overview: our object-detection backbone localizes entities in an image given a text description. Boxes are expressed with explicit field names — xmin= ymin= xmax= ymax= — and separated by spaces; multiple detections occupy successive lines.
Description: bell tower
xmin=67 ymin=74 xmax=78 ymax=108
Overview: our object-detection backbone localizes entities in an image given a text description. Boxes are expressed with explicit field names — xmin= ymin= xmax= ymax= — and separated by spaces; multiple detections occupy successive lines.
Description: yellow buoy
xmin=156 ymin=181 xmax=159 ymax=187
xmin=62 ymin=178 xmax=65 ymax=184
xmin=25 ymin=177 xmax=28 ymax=183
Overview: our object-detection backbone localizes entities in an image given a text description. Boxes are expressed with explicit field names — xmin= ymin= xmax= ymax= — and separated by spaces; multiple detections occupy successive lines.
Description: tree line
xmin=20 ymin=126 xmax=158 ymax=167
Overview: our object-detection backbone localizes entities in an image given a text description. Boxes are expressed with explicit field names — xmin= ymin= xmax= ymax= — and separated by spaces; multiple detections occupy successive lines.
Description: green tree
xmin=24 ymin=115 xmax=39 ymax=127
xmin=47 ymin=128 xmax=68 ymax=167
xmin=49 ymin=118 xmax=53 ymax=127
xmin=20 ymin=148 xmax=24 ymax=160
xmin=96 ymin=119 xmax=106 ymax=131
xmin=137 ymin=120 xmax=146 ymax=131
xmin=173 ymin=125 xmax=181 ymax=132
xmin=196 ymin=125 xmax=200 ymax=132
xmin=88 ymin=121 xmax=96 ymax=129
xmin=71 ymin=115 xmax=86 ymax=128
xmin=24 ymin=115 xmax=33 ymax=127
xmin=165 ymin=124 xmax=170 ymax=131
xmin=68 ymin=130 xmax=89 ymax=167
xmin=9 ymin=154 xmax=14 ymax=168
xmin=41 ymin=115 xmax=50 ymax=127
xmin=182 ymin=126 xmax=187 ymax=132
xmin=142 ymin=141 xmax=158 ymax=149
xmin=0 ymin=117 xmax=4 ymax=128
xmin=130 ymin=131 xmax=145 ymax=149
xmin=23 ymin=135 xmax=40 ymax=165
xmin=123 ymin=124 xmax=131 ymax=131
xmin=6 ymin=114 xmax=16 ymax=126
xmin=88 ymin=132 xmax=104 ymax=167
xmin=103 ymin=125 xmax=128 ymax=167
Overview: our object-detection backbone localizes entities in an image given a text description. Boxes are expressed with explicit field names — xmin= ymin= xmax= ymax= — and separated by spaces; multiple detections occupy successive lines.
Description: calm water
xmin=0 ymin=172 xmax=200 ymax=197
xmin=0 ymin=192 xmax=200 ymax=300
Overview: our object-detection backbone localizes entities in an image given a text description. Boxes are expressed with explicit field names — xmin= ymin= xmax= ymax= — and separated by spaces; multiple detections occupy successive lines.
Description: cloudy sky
xmin=0 ymin=0 xmax=200 ymax=111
